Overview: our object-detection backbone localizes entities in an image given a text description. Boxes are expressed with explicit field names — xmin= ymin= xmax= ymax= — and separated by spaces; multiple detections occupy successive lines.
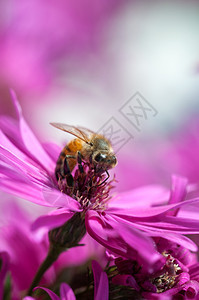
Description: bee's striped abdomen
xmin=55 ymin=139 xmax=83 ymax=180
xmin=55 ymin=145 xmax=70 ymax=180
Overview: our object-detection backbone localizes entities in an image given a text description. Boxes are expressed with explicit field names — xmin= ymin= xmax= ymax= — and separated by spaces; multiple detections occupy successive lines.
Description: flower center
xmin=113 ymin=253 xmax=183 ymax=294
xmin=57 ymin=161 xmax=115 ymax=211
xmin=150 ymin=252 xmax=181 ymax=293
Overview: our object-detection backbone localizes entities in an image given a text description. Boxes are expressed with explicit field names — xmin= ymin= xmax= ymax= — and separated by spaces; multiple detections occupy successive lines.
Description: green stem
xmin=27 ymin=245 xmax=61 ymax=296
xmin=27 ymin=212 xmax=86 ymax=296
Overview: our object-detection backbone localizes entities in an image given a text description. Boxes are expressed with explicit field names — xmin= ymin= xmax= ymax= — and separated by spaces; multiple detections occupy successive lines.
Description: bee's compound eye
xmin=94 ymin=153 xmax=106 ymax=162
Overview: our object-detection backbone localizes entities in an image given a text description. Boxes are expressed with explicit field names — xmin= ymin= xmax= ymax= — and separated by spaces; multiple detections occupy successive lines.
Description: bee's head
xmin=93 ymin=152 xmax=117 ymax=170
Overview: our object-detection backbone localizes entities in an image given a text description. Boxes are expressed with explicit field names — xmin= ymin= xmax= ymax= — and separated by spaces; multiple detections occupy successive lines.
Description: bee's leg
xmin=77 ymin=151 xmax=84 ymax=174
xmin=97 ymin=170 xmax=110 ymax=186
xmin=63 ymin=155 xmax=76 ymax=187
xmin=89 ymin=155 xmax=93 ymax=164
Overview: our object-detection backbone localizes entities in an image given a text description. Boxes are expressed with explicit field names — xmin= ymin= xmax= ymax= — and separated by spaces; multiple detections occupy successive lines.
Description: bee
xmin=50 ymin=123 xmax=117 ymax=186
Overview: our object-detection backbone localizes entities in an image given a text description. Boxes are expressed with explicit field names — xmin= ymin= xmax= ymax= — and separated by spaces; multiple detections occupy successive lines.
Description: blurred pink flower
xmin=0 ymin=0 xmax=124 ymax=96
xmin=1 ymin=92 xmax=199 ymax=274
xmin=111 ymin=238 xmax=199 ymax=299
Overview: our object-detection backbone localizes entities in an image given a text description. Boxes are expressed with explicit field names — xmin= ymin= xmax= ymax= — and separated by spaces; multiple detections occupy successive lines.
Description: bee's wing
xmin=75 ymin=126 xmax=96 ymax=136
xmin=50 ymin=122 xmax=94 ymax=144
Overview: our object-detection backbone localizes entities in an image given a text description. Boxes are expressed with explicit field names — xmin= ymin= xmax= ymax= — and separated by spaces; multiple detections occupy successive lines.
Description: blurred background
xmin=1 ymin=0 xmax=199 ymax=192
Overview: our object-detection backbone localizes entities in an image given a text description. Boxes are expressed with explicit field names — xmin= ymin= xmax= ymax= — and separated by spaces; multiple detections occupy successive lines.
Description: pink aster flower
xmin=109 ymin=237 xmax=199 ymax=299
xmin=1 ymin=91 xmax=199 ymax=275
xmin=0 ymin=0 xmax=125 ymax=96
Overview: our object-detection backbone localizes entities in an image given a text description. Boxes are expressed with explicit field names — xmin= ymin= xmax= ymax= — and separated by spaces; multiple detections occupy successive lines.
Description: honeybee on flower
xmin=50 ymin=122 xmax=117 ymax=187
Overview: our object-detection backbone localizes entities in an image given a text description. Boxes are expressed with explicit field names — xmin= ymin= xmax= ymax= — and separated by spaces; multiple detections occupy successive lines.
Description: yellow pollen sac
xmin=153 ymin=274 xmax=176 ymax=293
xmin=151 ymin=252 xmax=181 ymax=293
xmin=69 ymin=139 xmax=83 ymax=152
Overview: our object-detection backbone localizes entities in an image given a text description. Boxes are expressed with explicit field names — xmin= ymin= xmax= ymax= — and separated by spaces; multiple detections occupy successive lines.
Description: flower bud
xmin=48 ymin=212 xmax=86 ymax=252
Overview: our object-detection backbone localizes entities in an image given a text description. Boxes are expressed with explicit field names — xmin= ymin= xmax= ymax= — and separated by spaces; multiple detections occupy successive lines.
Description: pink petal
xmin=85 ymin=211 xmax=127 ymax=257
xmin=142 ymin=287 xmax=182 ymax=299
xmin=34 ymin=284 xmax=76 ymax=300
xmin=10 ymin=90 xmax=55 ymax=173
xmin=167 ymin=175 xmax=188 ymax=216
xmin=31 ymin=211 xmax=75 ymax=231
xmin=150 ymin=232 xmax=197 ymax=252
xmin=112 ymin=274 xmax=140 ymax=291
xmin=60 ymin=283 xmax=76 ymax=300
xmin=86 ymin=212 xmax=162 ymax=270
xmin=0 ymin=130 xmax=27 ymax=162
xmin=169 ymin=175 xmax=188 ymax=204
xmin=184 ymin=280 xmax=199 ymax=299
xmin=34 ymin=287 xmax=60 ymax=300
xmin=189 ymin=263 xmax=199 ymax=281
xmin=0 ymin=115 xmax=21 ymax=143
xmin=108 ymin=185 xmax=169 ymax=209
xmin=92 ymin=260 xmax=102 ymax=295
xmin=0 ymin=178 xmax=52 ymax=206
xmin=41 ymin=187 xmax=80 ymax=210
xmin=115 ymin=219 xmax=162 ymax=268
xmin=111 ymin=214 xmax=198 ymax=251
xmin=0 ymin=160 xmax=80 ymax=208
xmin=107 ymin=197 xmax=199 ymax=218
xmin=42 ymin=142 xmax=62 ymax=163
xmin=92 ymin=261 xmax=109 ymax=300
xmin=0 ymin=144 xmax=48 ymax=181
